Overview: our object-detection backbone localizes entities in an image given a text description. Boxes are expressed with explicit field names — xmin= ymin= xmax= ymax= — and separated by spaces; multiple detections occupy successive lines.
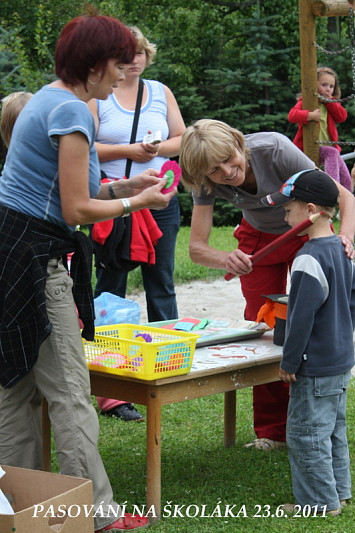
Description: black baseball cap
xmin=261 ymin=169 xmax=339 ymax=208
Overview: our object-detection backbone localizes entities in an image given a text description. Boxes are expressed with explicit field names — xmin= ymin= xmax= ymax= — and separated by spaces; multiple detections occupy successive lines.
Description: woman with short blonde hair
xmin=180 ymin=118 xmax=249 ymax=194
xmin=179 ymin=117 xmax=355 ymax=452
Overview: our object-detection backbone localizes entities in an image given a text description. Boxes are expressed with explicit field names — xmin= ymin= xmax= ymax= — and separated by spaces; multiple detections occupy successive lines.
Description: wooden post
xmin=299 ymin=0 xmax=319 ymax=165
xmin=297 ymin=1 xmax=354 ymax=164
xmin=224 ymin=390 xmax=236 ymax=447
xmin=146 ymin=389 xmax=162 ymax=522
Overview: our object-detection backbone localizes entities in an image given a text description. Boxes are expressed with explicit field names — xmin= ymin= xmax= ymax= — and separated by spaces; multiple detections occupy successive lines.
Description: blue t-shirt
xmin=0 ymin=86 xmax=101 ymax=231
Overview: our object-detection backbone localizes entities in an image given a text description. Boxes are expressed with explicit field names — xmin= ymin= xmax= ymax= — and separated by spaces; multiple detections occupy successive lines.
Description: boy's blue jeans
xmin=287 ymin=371 xmax=352 ymax=510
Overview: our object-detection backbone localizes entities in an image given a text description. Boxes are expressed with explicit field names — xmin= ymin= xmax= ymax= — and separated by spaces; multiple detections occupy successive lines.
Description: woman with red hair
xmin=0 ymin=13 xmax=175 ymax=532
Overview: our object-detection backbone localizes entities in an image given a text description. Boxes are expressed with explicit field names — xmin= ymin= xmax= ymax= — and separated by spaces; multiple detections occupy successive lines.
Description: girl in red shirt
xmin=288 ymin=66 xmax=352 ymax=191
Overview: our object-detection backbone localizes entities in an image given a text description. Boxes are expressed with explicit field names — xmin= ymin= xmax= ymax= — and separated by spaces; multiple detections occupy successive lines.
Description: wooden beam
xmin=312 ymin=0 xmax=354 ymax=17
xmin=299 ymin=0 xmax=319 ymax=164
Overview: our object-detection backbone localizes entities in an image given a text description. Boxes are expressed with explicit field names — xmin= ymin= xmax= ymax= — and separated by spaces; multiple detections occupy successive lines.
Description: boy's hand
xmin=279 ymin=368 xmax=297 ymax=383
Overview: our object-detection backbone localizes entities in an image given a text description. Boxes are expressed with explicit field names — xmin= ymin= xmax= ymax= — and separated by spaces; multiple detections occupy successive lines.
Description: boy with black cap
xmin=262 ymin=168 xmax=355 ymax=516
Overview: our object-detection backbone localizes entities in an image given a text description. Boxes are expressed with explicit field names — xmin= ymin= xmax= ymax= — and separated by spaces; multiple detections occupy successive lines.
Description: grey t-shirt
xmin=192 ymin=132 xmax=315 ymax=234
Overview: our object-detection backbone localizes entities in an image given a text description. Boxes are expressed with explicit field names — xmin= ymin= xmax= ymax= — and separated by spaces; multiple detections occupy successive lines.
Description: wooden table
xmin=42 ymin=331 xmax=282 ymax=522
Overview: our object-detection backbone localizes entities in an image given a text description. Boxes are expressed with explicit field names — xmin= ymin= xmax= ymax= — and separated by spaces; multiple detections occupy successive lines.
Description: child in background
xmin=0 ymin=91 xmax=32 ymax=148
xmin=288 ymin=66 xmax=352 ymax=191
xmin=262 ymin=169 xmax=355 ymax=515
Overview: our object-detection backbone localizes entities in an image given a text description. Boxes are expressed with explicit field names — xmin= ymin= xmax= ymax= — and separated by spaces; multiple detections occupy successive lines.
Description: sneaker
xmin=326 ymin=507 xmax=342 ymax=516
xmin=244 ymin=438 xmax=286 ymax=451
xmin=340 ymin=499 xmax=351 ymax=507
xmin=102 ymin=403 xmax=144 ymax=422
xmin=281 ymin=503 xmax=342 ymax=517
xmin=95 ymin=513 xmax=149 ymax=531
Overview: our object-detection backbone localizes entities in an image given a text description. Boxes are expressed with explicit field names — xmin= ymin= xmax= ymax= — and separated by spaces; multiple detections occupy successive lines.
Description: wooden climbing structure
xmin=298 ymin=0 xmax=354 ymax=164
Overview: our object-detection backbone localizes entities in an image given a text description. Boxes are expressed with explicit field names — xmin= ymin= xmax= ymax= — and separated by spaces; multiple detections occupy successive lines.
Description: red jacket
xmin=288 ymin=97 xmax=347 ymax=153
xmin=130 ymin=209 xmax=162 ymax=265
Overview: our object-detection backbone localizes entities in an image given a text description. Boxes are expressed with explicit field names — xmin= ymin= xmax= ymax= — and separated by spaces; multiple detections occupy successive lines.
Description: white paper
xmin=0 ymin=466 xmax=14 ymax=515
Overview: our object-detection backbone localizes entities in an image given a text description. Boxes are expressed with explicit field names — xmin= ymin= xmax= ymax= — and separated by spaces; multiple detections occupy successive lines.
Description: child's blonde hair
xmin=317 ymin=66 xmax=341 ymax=99
xmin=292 ymin=198 xmax=336 ymax=219
xmin=180 ymin=118 xmax=249 ymax=194
xmin=0 ymin=91 xmax=33 ymax=147
xmin=295 ymin=66 xmax=341 ymax=101
xmin=129 ymin=26 xmax=157 ymax=67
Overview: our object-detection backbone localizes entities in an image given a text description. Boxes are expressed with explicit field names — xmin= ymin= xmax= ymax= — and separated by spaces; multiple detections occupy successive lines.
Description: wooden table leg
xmin=146 ymin=388 xmax=161 ymax=522
xmin=224 ymin=390 xmax=236 ymax=447
xmin=42 ymin=398 xmax=52 ymax=471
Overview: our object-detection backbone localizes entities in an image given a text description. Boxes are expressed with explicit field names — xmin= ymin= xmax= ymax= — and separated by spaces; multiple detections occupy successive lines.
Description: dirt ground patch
xmin=128 ymin=276 xmax=246 ymax=324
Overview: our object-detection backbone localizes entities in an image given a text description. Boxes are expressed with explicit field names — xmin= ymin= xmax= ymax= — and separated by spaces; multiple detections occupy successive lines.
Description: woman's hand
xmin=131 ymin=178 xmax=176 ymax=211
xmin=225 ymin=248 xmax=253 ymax=277
xmin=120 ymin=169 xmax=161 ymax=196
xmin=128 ymin=142 xmax=159 ymax=163
xmin=335 ymin=181 xmax=355 ymax=260
xmin=338 ymin=233 xmax=354 ymax=260
xmin=142 ymin=141 xmax=160 ymax=155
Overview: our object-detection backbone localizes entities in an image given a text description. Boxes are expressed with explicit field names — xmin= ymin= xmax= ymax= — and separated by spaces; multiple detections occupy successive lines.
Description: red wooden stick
xmin=224 ymin=211 xmax=325 ymax=281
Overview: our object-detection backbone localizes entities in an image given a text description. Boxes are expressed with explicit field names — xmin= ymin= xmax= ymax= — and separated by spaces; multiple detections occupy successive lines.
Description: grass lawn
xmin=87 ymin=382 xmax=355 ymax=533
xmin=64 ymin=221 xmax=354 ymax=532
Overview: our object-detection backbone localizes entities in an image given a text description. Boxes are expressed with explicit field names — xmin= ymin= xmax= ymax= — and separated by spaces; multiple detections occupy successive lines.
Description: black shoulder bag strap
xmin=124 ymin=78 xmax=144 ymax=179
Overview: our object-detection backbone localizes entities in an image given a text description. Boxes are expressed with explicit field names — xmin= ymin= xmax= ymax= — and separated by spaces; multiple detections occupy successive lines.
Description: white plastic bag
xmin=94 ymin=292 xmax=141 ymax=326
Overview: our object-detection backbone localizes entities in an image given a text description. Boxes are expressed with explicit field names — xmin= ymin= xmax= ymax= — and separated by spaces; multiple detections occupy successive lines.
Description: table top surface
xmin=90 ymin=331 xmax=283 ymax=385
xmin=191 ymin=331 xmax=282 ymax=371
